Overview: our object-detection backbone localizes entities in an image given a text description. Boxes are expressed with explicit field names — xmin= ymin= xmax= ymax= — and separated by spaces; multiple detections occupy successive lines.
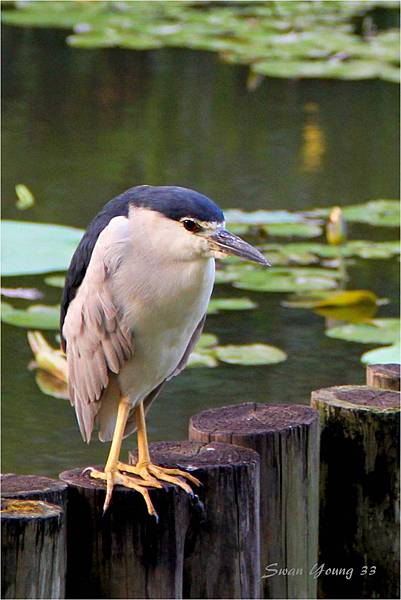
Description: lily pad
xmin=232 ymin=267 xmax=338 ymax=293
xmin=44 ymin=276 xmax=66 ymax=288
xmin=214 ymin=343 xmax=287 ymax=365
xmin=196 ymin=333 xmax=219 ymax=350
xmin=225 ymin=209 xmax=308 ymax=225
xmin=187 ymin=351 xmax=218 ymax=368
xmin=2 ymin=221 xmax=83 ymax=276
xmin=2 ymin=303 xmax=60 ymax=330
xmin=3 ymin=1 xmax=398 ymax=83
xmin=361 ymin=343 xmax=400 ymax=365
xmin=262 ymin=222 xmax=323 ymax=238
xmin=15 ymin=184 xmax=34 ymax=210
xmin=342 ymin=200 xmax=400 ymax=227
xmin=326 ymin=318 xmax=400 ymax=345
xmin=207 ymin=297 xmax=257 ymax=314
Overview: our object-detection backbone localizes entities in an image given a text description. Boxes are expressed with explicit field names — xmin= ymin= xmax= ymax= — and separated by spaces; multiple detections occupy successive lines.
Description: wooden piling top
xmin=1 ymin=474 xmax=67 ymax=499
xmin=367 ymin=363 xmax=400 ymax=391
xmin=311 ymin=385 xmax=400 ymax=413
xmin=190 ymin=402 xmax=317 ymax=440
xmin=1 ymin=498 xmax=62 ymax=520
xmin=130 ymin=440 xmax=260 ymax=468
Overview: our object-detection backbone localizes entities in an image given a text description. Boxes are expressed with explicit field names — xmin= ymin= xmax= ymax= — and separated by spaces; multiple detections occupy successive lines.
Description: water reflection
xmin=2 ymin=26 xmax=399 ymax=476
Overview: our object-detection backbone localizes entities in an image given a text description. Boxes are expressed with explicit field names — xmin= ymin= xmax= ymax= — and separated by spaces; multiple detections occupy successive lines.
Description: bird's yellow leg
xmin=85 ymin=396 xmax=162 ymax=516
xmin=118 ymin=402 xmax=201 ymax=494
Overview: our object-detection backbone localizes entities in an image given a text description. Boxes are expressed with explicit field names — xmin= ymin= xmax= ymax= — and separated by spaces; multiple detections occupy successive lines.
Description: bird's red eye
xmin=182 ymin=219 xmax=201 ymax=233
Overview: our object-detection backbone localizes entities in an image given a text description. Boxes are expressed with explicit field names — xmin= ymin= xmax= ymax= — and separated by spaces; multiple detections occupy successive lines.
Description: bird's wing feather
xmin=62 ymin=217 xmax=133 ymax=442
xmin=167 ymin=314 xmax=206 ymax=380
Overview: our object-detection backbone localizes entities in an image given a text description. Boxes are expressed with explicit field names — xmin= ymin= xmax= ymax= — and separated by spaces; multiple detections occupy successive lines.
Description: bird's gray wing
xmin=167 ymin=313 xmax=207 ymax=380
xmin=62 ymin=216 xmax=133 ymax=442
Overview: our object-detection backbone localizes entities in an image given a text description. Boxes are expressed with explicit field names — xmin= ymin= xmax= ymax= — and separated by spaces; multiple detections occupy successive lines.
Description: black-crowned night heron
xmin=61 ymin=185 xmax=269 ymax=516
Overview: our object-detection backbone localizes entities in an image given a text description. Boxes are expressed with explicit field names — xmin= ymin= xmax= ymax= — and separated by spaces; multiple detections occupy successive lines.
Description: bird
xmin=60 ymin=185 xmax=269 ymax=516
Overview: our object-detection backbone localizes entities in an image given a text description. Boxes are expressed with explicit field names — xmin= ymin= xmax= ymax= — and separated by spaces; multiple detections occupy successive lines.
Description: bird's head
xmin=130 ymin=186 xmax=270 ymax=267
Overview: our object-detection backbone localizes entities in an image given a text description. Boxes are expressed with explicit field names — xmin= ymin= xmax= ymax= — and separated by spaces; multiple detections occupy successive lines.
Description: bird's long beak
xmin=209 ymin=228 xmax=270 ymax=266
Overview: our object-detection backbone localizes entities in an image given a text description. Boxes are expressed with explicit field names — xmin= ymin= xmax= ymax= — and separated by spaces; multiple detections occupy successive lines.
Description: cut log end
xmin=367 ymin=363 xmax=400 ymax=391
xmin=1 ymin=474 xmax=67 ymax=500
xmin=129 ymin=439 xmax=260 ymax=470
xmin=189 ymin=402 xmax=318 ymax=441
xmin=311 ymin=385 xmax=400 ymax=413
xmin=1 ymin=498 xmax=62 ymax=520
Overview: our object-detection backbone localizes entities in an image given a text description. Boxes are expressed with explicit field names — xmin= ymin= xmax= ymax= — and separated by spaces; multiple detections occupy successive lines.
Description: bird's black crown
xmin=116 ymin=185 xmax=225 ymax=224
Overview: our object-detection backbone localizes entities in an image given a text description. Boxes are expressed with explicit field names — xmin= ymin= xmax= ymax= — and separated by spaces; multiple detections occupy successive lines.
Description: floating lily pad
xmin=207 ymin=297 xmax=257 ymax=314
xmin=326 ymin=318 xmax=400 ymax=345
xmin=44 ymin=276 xmax=66 ymax=288
xmin=232 ymin=267 xmax=338 ymax=293
xmin=3 ymin=1 xmax=398 ymax=83
xmin=15 ymin=184 xmax=34 ymax=210
xmin=2 ymin=221 xmax=83 ymax=276
xmin=225 ymin=209 xmax=308 ymax=225
xmin=262 ymin=222 xmax=323 ymax=238
xmin=361 ymin=343 xmax=400 ymax=365
xmin=314 ymin=290 xmax=379 ymax=308
xmin=2 ymin=303 xmax=60 ymax=330
xmin=187 ymin=351 xmax=218 ymax=368
xmin=196 ymin=333 xmax=219 ymax=349
xmin=342 ymin=200 xmax=400 ymax=227
xmin=214 ymin=343 xmax=287 ymax=365
xmin=35 ymin=371 xmax=69 ymax=400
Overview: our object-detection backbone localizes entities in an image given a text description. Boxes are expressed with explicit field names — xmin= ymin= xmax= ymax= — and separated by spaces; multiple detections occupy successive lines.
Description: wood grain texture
xmin=60 ymin=440 xmax=260 ymax=599
xmin=1 ymin=474 xmax=67 ymax=509
xmin=367 ymin=363 xmax=400 ymax=391
xmin=311 ymin=385 xmax=400 ymax=599
xmin=1 ymin=499 xmax=66 ymax=599
xmin=189 ymin=403 xmax=320 ymax=599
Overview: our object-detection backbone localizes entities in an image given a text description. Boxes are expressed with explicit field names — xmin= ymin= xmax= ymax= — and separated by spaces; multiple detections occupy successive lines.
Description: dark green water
xmin=2 ymin=26 xmax=399 ymax=476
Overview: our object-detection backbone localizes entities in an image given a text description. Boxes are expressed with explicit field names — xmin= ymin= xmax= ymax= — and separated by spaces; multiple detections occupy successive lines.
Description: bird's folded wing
xmin=166 ymin=314 xmax=206 ymax=381
xmin=62 ymin=218 xmax=133 ymax=441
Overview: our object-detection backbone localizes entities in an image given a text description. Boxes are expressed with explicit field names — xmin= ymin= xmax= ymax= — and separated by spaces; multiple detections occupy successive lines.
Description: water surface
xmin=2 ymin=26 xmax=399 ymax=476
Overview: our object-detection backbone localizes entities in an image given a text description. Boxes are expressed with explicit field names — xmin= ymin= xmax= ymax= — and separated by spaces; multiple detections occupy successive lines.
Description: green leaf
xmin=207 ymin=297 xmax=257 ymax=314
xmin=196 ymin=333 xmax=219 ymax=349
xmin=361 ymin=344 xmax=400 ymax=365
xmin=342 ymin=200 xmax=400 ymax=227
xmin=225 ymin=209 xmax=308 ymax=225
xmin=44 ymin=276 xmax=66 ymax=288
xmin=1 ymin=303 xmax=60 ymax=330
xmin=326 ymin=319 xmax=400 ymax=345
xmin=214 ymin=343 xmax=287 ymax=365
xmin=232 ymin=267 xmax=338 ymax=292
xmin=262 ymin=222 xmax=322 ymax=238
xmin=1 ymin=221 xmax=84 ymax=276
xmin=187 ymin=350 xmax=218 ymax=368
xmin=15 ymin=184 xmax=34 ymax=210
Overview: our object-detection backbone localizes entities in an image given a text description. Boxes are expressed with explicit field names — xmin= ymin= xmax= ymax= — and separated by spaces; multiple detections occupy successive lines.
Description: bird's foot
xmin=83 ymin=466 xmax=162 ymax=517
xmin=117 ymin=461 xmax=201 ymax=496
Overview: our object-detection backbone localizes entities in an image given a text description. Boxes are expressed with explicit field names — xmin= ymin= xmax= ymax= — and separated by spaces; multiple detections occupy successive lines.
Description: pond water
xmin=2 ymin=26 xmax=399 ymax=477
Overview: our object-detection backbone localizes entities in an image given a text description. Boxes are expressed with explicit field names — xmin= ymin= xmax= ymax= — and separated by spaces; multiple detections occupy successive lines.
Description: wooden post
xmin=367 ymin=363 xmax=400 ymax=391
xmin=1 ymin=473 xmax=67 ymax=508
xmin=311 ymin=384 xmax=400 ymax=599
xmin=189 ymin=403 xmax=320 ymax=600
xmin=1 ymin=498 xmax=66 ymax=599
xmin=60 ymin=440 xmax=260 ymax=599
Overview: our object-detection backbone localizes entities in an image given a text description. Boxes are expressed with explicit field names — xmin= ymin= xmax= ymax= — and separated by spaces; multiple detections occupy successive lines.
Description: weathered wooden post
xmin=189 ymin=403 xmax=320 ymax=599
xmin=311 ymin=379 xmax=400 ymax=599
xmin=1 ymin=473 xmax=67 ymax=508
xmin=60 ymin=440 xmax=260 ymax=599
xmin=1 ymin=498 xmax=66 ymax=599
xmin=367 ymin=363 xmax=400 ymax=391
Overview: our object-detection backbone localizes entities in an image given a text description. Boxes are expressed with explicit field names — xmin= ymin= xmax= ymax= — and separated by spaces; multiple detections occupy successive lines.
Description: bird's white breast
xmin=108 ymin=208 xmax=215 ymax=405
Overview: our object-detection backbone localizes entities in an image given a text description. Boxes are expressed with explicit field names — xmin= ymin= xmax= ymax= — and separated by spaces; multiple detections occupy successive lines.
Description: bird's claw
xmin=83 ymin=466 xmax=160 ymax=517
xmin=118 ymin=461 xmax=201 ymax=496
